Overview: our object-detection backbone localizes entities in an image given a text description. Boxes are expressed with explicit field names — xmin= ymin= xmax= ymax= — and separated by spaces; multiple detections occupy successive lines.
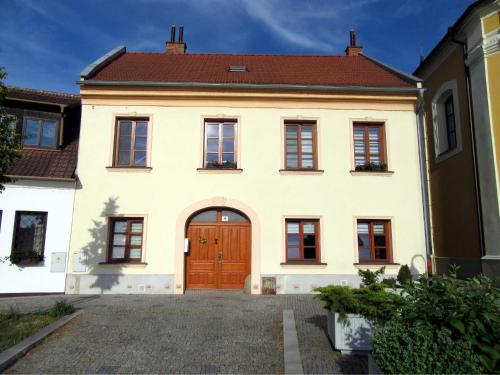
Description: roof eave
xmin=360 ymin=53 xmax=422 ymax=83
xmin=77 ymin=80 xmax=420 ymax=94
xmin=80 ymin=46 xmax=126 ymax=79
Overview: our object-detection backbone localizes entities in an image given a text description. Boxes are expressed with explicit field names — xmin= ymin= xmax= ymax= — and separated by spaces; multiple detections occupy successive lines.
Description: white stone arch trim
xmin=174 ymin=196 xmax=261 ymax=294
xmin=431 ymin=80 xmax=463 ymax=162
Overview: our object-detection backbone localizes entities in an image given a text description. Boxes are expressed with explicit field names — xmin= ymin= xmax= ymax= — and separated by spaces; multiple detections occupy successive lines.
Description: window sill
xmin=99 ymin=262 xmax=148 ymax=267
xmin=279 ymin=169 xmax=324 ymax=175
xmin=354 ymin=262 xmax=400 ymax=267
xmin=197 ymin=168 xmax=243 ymax=174
xmin=106 ymin=166 xmax=152 ymax=172
xmin=280 ymin=261 xmax=327 ymax=268
xmin=350 ymin=170 xmax=394 ymax=176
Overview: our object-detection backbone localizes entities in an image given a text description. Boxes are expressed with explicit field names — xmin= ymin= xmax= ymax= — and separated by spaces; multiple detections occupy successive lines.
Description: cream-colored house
xmin=66 ymin=29 xmax=428 ymax=294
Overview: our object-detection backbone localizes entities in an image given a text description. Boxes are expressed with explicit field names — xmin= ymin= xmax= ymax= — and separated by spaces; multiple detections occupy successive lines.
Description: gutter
xmin=415 ymin=88 xmax=433 ymax=273
xmin=77 ymin=79 xmax=421 ymax=94
xmin=6 ymin=175 xmax=76 ymax=183
xmin=450 ymin=31 xmax=486 ymax=258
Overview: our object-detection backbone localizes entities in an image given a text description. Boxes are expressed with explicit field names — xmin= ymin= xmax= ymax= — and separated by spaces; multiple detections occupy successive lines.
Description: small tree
xmin=0 ymin=67 xmax=22 ymax=191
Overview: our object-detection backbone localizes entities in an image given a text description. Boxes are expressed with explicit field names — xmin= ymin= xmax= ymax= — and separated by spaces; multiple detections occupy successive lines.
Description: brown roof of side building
xmin=3 ymin=87 xmax=81 ymax=181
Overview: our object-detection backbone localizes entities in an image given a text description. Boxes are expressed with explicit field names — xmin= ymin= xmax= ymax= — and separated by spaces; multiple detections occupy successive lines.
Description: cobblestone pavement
xmin=1 ymin=292 xmax=366 ymax=374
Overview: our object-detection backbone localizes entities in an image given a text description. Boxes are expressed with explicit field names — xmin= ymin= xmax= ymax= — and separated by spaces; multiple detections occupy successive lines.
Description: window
xmin=108 ymin=218 xmax=144 ymax=262
xmin=12 ymin=211 xmax=48 ymax=261
xmin=114 ymin=118 xmax=149 ymax=167
xmin=23 ymin=118 xmax=58 ymax=148
xmin=353 ymin=123 xmax=386 ymax=170
xmin=444 ymin=96 xmax=457 ymax=151
xmin=285 ymin=122 xmax=317 ymax=170
xmin=204 ymin=120 xmax=237 ymax=168
xmin=357 ymin=220 xmax=392 ymax=263
xmin=286 ymin=219 xmax=320 ymax=262
xmin=190 ymin=209 xmax=248 ymax=223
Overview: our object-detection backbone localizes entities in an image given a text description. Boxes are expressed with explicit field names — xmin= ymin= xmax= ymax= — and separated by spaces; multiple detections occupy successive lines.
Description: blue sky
xmin=1 ymin=0 xmax=473 ymax=93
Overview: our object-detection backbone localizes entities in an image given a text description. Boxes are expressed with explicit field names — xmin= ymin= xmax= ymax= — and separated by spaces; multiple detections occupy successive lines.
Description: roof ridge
xmin=125 ymin=51 xmax=351 ymax=58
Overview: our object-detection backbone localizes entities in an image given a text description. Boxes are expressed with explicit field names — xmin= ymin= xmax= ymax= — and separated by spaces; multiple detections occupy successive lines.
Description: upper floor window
xmin=114 ymin=118 xmax=149 ymax=167
xmin=285 ymin=122 xmax=317 ymax=170
xmin=431 ymin=80 xmax=462 ymax=160
xmin=12 ymin=211 xmax=48 ymax=262
xmin=23 ymin=118 xmax=58 ymax=148
xmin=108 ymin=217 xmax=144 ymax=262
xmin=353 ymin=123 xmax=387 ymax=171
xmin=444 ymin=95 xmax=457 ymax=151
xmin=204 ymin=120 xmax=237 ymax=169
xmin=286 ymin=219 xmax=320 ymax=262
xmin=357 ymin=219 xmax=392 ymax=263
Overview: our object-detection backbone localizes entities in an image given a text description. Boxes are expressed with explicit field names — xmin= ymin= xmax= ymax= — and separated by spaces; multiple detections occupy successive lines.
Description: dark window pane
xmin=287 ymin=233 xmax=299 ymax=246
xmin=222 ymin=139 xmax=234 ymax=153
xmin=357 ymin=234 xmax=370 ymax=248
xmin=221 ymin=210 xmax=247 ymax=222
xmin=135 ymin=122 xmax=148 ymax=136
xmin=120 ymin=121 xmax=132 ymax=136
xmin=374 ymin=235 xmax=386 ymax=247
xmin=24 ymin=119 xmax=39 ymax=145
xmin=206 ymin=153 xmax=218 ymax=163
xmin=359 ymin=248 xmax=371 ymax=261
xmin=222 ymin=124 xmax=234 ymax=137
xmin=207 ymin=139 xmax=219 ymax=153
xmin=207 ymin=124 xmax=219 ymax=137
xmin=287 ymin=247 xmax=300 ymax=259
xmin=375 ymin=248 xmax=387 ymax=260
xmin=118 ymin=151 xmax=130 ymax=166
xmin=119 ymin=136 xmax=131 ymax=151
xmin=191 ymin=210 xmax=217 ymax=222
xmin=304 ymin=247 xmax=316 ymax=259
xmin=41 ymin=121 xmax=57 ymax=147
xmin=133 ymin=151 xmax=147 ymax=166
xmin=303 ymin=234 xmax=316 ymax=246
xmin=221 ymin=153 xmax=234 ymax=163
xmin=134 ymin=136 xmax=147 ymax=150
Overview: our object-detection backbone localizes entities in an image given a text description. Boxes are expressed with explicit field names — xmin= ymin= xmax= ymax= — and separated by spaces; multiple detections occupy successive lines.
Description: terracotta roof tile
xmin=87 ymin=53 xmax=415 ymax=87
xmin=6 ymin=86 xmax=80 ymax=106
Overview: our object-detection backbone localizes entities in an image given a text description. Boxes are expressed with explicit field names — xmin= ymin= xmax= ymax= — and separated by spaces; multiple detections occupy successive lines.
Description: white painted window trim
xmin=431 ymin=80 xmax=463 ymax=163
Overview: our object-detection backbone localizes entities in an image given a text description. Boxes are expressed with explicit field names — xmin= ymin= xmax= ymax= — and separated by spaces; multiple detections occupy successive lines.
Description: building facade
xmin=0 ymin=87 xmax=80 ymax=294
xmin=415 ymin=0 xmax=500 ymax=278
xmin=66 ymin=31 xmax=428 ymax=294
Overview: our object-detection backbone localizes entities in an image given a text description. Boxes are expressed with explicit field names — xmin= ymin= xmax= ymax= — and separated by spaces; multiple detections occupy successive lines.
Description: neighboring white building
xmin=0 ymin=87 xmax=80 ymax=295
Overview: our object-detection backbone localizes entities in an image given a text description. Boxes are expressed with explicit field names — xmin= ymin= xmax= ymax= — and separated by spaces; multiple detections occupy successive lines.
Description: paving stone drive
xmin=1 ymin=292 xmax=367 ymax=374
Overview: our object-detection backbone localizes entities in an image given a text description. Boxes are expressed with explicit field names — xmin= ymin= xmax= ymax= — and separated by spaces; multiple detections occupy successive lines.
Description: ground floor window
xmin=357 ymin=219 xmax=392 ymax=263
xmin=286 ymin=219 xmax=320 ymax=262
xmin=108 ymin=217 xmax=144 ymax=262
xmin=12 ymin=211 xmax=48 ymax=261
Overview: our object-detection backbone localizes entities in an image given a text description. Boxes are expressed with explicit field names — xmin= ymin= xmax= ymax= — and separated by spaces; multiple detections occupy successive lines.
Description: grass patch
xmin=0 ymin=299 xmax=75 ymax=352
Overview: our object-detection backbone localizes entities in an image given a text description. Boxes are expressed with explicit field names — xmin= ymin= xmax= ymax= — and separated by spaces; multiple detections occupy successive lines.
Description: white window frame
xmin=431 ymin=80 xmax=463 ymax=162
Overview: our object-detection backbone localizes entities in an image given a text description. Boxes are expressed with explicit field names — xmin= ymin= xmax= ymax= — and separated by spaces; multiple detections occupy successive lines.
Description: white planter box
xmin=327 ymin=312 xmax=374 ymax=354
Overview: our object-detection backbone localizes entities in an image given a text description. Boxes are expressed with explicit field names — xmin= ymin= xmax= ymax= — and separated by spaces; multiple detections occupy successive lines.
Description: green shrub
xmin=397 ymin=264 xmax=412 ymax=285
xmin=358 ymin=266 xmax=386 ymax=289
xmin=314 ymin=285 xmax=405 ymax=325
xmin=0 ymin=306 xmax=21 ymax=323
xmin=373 ymin=319 xmax=482 ymax=374
xmin=50 ymin=300 xmax=75 ymax=317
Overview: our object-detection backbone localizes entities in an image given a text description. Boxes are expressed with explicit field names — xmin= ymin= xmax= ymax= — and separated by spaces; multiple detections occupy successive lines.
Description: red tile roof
xmin=6 ymin=86 xmax=80 ymax=106
xmin=86 ymin=53 xmax=416 ymax=88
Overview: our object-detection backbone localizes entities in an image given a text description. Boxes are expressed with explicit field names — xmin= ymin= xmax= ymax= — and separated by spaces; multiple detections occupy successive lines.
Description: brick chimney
xmin=345 ymin=30 xmax=363 ymax=56
xmin=166 ymin=25 xmax=187 ymax=54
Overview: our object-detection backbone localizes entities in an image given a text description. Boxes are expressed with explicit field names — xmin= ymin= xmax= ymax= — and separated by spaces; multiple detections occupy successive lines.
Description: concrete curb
xmin=0 ymin=309 xmax=83 ymax=372
xmin=283 ymin=309 xmax=304 ymax=374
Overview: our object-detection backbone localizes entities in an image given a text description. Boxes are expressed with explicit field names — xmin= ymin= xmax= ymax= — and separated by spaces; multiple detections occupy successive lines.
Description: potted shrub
xmin=315 ymin=267 xmax=405 ymax=353
xmin=2 ymin=251 xmax=43 ymax=266
xmin=355 ymin=162 xmax=388 ymax=172
xmin=206 ymin=161 xmax=237 ymax=169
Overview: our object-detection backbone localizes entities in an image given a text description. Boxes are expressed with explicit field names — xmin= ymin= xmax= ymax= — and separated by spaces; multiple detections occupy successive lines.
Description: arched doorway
xmin=185 ymin=208 xmax=251 ymax=289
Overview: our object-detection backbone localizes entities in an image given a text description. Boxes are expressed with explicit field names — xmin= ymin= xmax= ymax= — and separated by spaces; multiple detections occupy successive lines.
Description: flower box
xmin=327 ymin=312 xmax=375 ymax=354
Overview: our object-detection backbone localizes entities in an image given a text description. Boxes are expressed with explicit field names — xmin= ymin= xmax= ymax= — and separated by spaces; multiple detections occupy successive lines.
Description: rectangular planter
xmin=327 ymin=312 xmax=374 ymax=354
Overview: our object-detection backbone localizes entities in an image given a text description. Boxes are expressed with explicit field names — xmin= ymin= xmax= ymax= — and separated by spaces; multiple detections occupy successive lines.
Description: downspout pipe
xmin=449 ymin=29 xmax=486 ymax=260
xmin=416 ymin=87 xmax=433 ymax=274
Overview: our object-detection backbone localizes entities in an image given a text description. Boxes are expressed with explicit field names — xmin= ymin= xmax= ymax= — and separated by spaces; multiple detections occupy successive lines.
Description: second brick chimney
xmin=345 ymin=30 xmax=363 ymax=56
xmin=166 ymin=25 xmax=187 ymax=54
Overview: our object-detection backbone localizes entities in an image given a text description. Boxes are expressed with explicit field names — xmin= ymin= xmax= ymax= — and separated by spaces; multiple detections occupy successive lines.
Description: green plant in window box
xmin=355 ymin=162 xmax=387 ymax=172
xmin=1 ymin=251 xmax=43 ymax=266
xmin=206 ymin=161 xmax=237 ymax=169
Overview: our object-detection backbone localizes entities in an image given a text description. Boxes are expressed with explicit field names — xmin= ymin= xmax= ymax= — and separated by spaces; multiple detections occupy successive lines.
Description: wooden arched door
xmin=186 ymin=208 xmax=251 ymax=289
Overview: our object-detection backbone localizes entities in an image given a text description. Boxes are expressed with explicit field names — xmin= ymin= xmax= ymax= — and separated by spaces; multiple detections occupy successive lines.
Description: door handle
xmin=217 ymin=251 xmax=223 ymax=264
